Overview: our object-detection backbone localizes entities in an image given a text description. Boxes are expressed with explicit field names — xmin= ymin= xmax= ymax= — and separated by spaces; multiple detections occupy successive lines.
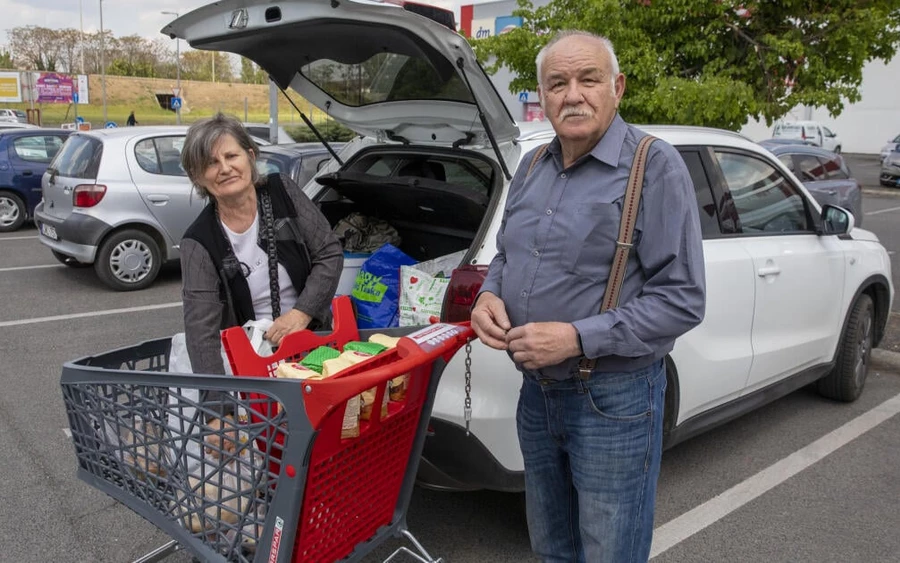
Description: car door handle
xmin=22 ymin=170 xmax=33 ymax=176
xmin=757 ymin=265 xmax=781 ymax=277
xmin=146 ymin=195 xmax=170 ymax=204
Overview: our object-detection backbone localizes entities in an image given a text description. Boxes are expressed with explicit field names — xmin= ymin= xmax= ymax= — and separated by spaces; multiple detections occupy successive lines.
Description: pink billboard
xmin=35 ymin=73 xmax=74 ymax=103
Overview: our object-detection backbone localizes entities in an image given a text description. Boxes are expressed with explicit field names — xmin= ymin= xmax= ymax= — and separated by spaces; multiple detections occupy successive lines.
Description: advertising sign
xmin=523 ymin=102 xmax=545 ymax=122
xmin=470 ymin=18 xmax=495 ymax=39
xmin=0 ymin=72 xmax=22 ymax=103
xmin=77 ymin=74 xmax=90 ymax=104
xmin=495 ymin=16 xmax=523 ymax=35
xmin=35 ymin=73 xmax=75 ymax=103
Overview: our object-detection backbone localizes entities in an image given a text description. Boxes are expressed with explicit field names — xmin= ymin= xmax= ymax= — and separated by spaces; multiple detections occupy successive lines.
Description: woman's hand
xmin=265 ymin=308 xmax=312 ymax=346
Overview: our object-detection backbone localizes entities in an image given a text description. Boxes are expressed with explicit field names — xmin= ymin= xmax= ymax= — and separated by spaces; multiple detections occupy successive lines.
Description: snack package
xmin=368 ymin=334 xmax=408 ymax=401
xmin=299 ymin=346 xmax=341 ymax=373
xmin=343 ymin=341 xmax=388 ymax=356
xmin=280 ymin=355 xmax=361 ymax=439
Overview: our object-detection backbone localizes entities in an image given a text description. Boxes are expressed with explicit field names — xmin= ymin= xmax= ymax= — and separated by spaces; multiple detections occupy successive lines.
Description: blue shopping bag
xmin=351 ymin=243 xmax=417 ymax=329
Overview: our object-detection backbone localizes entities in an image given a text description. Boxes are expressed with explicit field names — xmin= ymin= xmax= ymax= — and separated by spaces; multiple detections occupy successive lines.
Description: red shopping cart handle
xmin=302 ymin=323 xmax=473 ymax=429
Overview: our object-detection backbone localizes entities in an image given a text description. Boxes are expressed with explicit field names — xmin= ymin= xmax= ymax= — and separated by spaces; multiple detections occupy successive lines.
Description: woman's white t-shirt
xmin=221 ymin=212 xmax=299 ymax=320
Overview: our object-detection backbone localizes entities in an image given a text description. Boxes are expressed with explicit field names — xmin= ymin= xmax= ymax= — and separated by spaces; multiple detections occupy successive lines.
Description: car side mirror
xmin=820 ymin=204 xmax=854 ymax=236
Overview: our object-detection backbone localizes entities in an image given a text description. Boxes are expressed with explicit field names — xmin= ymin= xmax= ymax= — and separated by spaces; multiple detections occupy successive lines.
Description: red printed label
xmin=268 ymin=516 xmax=284 ymax=563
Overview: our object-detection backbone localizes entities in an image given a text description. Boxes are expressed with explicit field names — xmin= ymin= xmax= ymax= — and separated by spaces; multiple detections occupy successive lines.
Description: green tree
xmin=472 ymin=0 xmax=900 ymax=129
xmin=240 ymin=57 xmax=268 ymax=84
xmin=0 ymin=50 xmax=14 ymax=69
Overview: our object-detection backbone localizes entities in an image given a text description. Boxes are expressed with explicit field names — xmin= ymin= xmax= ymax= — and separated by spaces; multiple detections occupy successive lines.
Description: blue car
xmin=0 ymin=128 xmax=70 ymax=232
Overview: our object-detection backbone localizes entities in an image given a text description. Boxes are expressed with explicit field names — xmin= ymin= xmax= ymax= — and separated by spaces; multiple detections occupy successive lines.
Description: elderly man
xmin=471 ymin=30 xmax=706 ymax=562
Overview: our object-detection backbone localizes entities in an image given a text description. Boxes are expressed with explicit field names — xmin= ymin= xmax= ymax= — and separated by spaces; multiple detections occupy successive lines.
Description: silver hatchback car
xmin=34 ymin=126 xmax=197 ymax=290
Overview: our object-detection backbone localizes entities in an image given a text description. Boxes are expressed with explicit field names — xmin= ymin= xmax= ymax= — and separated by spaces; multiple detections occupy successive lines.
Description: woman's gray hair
xmin=535 ymin=30 xmax=619 ymax=95
xmin=181 ymin=112 xmax=260 ymax=199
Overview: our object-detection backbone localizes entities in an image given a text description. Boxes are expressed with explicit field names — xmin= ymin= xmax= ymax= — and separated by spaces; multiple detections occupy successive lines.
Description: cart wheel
xmin=95 ymin=229 xmax=162 ymax=291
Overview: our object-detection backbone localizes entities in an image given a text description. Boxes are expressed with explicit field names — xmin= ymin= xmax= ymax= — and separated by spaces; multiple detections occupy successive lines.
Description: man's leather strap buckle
xmin=577 ymin=357 xmax=595 ymax=379
xmin=615 ymin=240 xmax=634 ymax=249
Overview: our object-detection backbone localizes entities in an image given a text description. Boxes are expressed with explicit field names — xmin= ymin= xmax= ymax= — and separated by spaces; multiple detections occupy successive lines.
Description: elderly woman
xmin=179 ymin=112 xmax=343 ymax=378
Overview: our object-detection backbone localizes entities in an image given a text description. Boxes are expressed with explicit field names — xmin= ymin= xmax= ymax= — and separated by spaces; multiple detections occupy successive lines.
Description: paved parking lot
xmin=2 ymin=182 xmax=900 ymax=561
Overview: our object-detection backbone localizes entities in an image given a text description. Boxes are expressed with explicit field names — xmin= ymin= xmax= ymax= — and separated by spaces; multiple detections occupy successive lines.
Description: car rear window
xmin=49 ymin=135 xmax=103 ymax=179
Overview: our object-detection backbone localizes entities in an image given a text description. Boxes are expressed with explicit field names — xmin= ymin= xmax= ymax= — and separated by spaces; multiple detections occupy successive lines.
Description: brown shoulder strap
xmin=579 ymin=135 xmax=657 ymax=376
xmin=526 ymin=144 xmax=549 ymax=177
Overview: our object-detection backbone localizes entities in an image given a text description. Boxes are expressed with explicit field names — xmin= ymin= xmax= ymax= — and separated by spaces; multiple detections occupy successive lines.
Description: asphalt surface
xmin=1 ymin=153 xmax=899 ymax=562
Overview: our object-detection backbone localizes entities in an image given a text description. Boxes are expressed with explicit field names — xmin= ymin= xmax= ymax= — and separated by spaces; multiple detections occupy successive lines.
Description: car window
xmin=715 ymin=151 xmax=811 ymax=234
xmin=49 ymin=135 xmax=103 ymax=179
xmin=297 ymin=154 xmax=330 ymax=187
xmin=821 ymin=156 xmax=848 ymax=180
xmin=795 ymin=154 xmax=827 ymax=181
xmin=11 ymin=135 xmax=65 ymax=162
xmin=134 ymin=136 xmax=186 ymax=176
xmin=679 ymin=149 xmax=720 ymax=238
xmin=822 ymin=126 xmax=834 ymax=136
xmin=256 ymin=155 xmax=285 ymax=177
xmin=777 ymin=154 xmax=795 ymax=173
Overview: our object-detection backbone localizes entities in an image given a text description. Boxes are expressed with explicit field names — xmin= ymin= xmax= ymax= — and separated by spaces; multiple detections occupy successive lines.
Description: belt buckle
xmin=577 ymin=357 xmax=593 ymax=380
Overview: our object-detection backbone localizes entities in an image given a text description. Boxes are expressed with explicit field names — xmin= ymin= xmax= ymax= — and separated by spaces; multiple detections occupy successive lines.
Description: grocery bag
xmin=399 ymin=250 xmax=467 ymax=326
xmin=351 ymin=243 xmax=417 ymax=328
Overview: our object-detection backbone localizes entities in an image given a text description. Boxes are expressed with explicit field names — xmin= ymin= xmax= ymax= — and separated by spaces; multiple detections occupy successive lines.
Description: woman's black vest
xmin=182 ymin=174 xmax=315 ymax=328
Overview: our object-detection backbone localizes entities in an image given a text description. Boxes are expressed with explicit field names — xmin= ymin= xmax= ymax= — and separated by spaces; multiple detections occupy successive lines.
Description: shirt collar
xmin=547 ymin=113 xmax=627 ymax=169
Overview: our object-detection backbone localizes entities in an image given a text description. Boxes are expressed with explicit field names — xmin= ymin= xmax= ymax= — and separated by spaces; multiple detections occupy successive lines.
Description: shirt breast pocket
xmin=565 ymin=202 xmax=632 ymax=282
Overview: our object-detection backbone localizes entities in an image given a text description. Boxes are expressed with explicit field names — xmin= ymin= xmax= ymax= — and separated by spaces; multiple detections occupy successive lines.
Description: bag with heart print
xmin=399 ymin=249 xmax=467 ymax=327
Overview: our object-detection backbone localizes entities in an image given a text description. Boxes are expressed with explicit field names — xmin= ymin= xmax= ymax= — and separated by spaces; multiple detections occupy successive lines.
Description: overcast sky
xmin=1 ymin=0 xmax=464 ymax=51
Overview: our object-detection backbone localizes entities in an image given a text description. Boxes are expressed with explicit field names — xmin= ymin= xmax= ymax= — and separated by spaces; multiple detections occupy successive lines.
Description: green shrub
xmin=285 ymin=121 xmax=357 ymax=142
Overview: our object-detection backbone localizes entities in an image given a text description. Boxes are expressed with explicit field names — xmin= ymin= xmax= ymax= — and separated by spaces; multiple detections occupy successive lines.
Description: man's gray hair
xmin=181 ymin=112 xmax=260 ymax=199
xmin=535 ymin=30 xmax=620 ymax=94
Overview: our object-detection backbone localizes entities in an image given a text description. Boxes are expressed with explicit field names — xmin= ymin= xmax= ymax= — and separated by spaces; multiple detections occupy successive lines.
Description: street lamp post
xmin=161 ymin=11 xmax=181 ymax=124
xmin=99 ymin=0 xmax=107 ymax=124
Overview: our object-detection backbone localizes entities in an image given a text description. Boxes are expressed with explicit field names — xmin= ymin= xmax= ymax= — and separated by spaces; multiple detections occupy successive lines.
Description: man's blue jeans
xmin=516 ymin=359 xmax=666 ymax=563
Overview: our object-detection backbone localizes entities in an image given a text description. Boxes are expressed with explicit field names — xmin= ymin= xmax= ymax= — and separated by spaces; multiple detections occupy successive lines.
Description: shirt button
xmin=560 ymin=173 xmax=567 ymax=178
xmin=546 ymin=209 xmax=552 ymax=215
xmin=521 ymin=291 xmax=528 ymax=298
xmin=532 ymin=250 xmax=540 ymax=257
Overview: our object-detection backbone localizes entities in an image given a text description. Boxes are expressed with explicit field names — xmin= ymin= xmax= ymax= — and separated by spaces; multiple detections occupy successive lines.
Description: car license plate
xmin=40 ymin=223 xmax=58 ymax=240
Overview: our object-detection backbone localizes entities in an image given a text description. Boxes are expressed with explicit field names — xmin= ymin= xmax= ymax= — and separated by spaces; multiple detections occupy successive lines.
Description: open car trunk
xmin=313 ymin=145 xmax=502 ymax=264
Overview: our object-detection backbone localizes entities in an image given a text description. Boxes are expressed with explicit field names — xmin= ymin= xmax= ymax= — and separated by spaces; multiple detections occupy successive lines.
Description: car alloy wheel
xmin=95 ymin=229 xmax=162 ymax=291
xmin=817 ymin=294 xmax=874 ymax=402
xmin=0 ymin=191 xmax=25 ymax=232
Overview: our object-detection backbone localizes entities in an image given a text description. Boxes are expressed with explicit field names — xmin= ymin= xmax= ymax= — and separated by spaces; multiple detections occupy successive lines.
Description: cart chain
xmin=464 ymin=339 xmax=472 ymax=436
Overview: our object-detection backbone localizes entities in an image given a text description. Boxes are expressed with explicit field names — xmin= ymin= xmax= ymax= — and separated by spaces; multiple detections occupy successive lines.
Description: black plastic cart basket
xmin=60 ymin=296 xmax=473 ymax=563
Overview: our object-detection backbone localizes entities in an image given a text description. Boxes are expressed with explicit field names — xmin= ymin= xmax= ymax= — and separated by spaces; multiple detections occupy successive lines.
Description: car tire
xmin=51 ymin=250 xmax=91 ymax=268
xmin=817 ymin=294 xmax=874 ymax=402
xmin=94 ymin=229 xmax=161 ymax=291
xmin=0 ymin=191 xmax=26 ymax=232
xmin=834 ymin=146 xmax=841 ymax=154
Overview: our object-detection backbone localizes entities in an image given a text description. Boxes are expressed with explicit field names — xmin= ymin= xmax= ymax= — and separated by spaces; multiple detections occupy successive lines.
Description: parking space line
xmin=0 ymin=264 xmax=63 ymax=273
xmin=0 ymin=302 xmax=182 ymax=327
xmin=0 ymin=235 xmax=39 ymax=241
xmin=650 ymin=392 xmax=900 ymax=558
xmin=865 ymin=205 xmax=900 ymax=216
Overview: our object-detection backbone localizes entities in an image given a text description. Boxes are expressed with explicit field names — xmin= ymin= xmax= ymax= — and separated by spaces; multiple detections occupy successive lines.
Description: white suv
xmin=772 ymin=120 xmax=843 ymax=153
xmin=168 ymin=0 xmax=892 ymax=492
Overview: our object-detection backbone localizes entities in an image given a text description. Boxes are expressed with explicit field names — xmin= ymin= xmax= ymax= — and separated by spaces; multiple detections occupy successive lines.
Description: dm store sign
xmin=470 ymin=15 xmax=522 ymax=39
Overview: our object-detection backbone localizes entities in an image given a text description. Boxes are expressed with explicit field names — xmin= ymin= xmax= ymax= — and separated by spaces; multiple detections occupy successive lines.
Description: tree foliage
xmin=472 ymin=0 xmax=900 ymax=129
xmin=240 ymin=57 xmax=269 ymax=84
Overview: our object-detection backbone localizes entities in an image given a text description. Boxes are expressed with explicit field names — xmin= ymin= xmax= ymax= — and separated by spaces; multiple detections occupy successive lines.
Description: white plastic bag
xmin=399 ymin=250 xmax=467 ymax=326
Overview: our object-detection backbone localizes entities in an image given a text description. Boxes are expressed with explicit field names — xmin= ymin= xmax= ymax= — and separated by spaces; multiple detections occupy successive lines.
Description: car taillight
xmin=442 ymin=264 xmax=489 ymax=323
xmin=73 ymin=184 xmax=106 ymax=207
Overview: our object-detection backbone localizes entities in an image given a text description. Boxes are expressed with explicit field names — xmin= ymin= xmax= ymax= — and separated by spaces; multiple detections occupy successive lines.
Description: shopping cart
xmin=60 ymin=295 xmax=473 ymax=563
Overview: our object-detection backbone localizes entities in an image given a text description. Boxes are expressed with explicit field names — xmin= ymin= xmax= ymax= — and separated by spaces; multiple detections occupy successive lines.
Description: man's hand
xmin=471 ymin=292 xmax=512 ymax=350
xmin=506 ymin=322 xmax=582 ymax=370
xmin=265 ymin=308 xmax=312 ymax=346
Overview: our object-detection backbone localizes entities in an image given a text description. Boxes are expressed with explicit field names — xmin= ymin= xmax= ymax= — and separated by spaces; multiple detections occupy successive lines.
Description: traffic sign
xmin=171 ymin=97 xmax=182 ymax=110
xmin=172 ymin=87 xmax=181 ymax=97
xmin=75 ymin=116 xmax=84 ymax=124
xmin=518 ymin=91 xmax=528 ymax=103
xmin=105 ymin=121 xmax=117 ymax=129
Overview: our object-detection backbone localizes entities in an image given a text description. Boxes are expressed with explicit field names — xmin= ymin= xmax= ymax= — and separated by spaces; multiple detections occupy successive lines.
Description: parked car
xmin=880 ymin=133 xmax=900 ymax=162
xmin=0 ymin=128 xmax=70 ymax=232
xmin=0 ymin=108 xmax=27 ymax=124
xmin=167 ymin=0 xmax=893 ymax=493
xmin=758 ymin=137 xmax=816 ymax=147
xmin=256 ymin=142 xmax=343 ymax=188
xmin=759 ymin=141 xmax=863 ymax=225
xmin=242 ymin=122 xmax=293 ymax=145
xmin=35 ymin=126 xmax=193 ymax=290
xmin=881 ymin=149 xmax=900 ymax=187
xmin=772 ymin=120 xmax=842 ymax=153
xmin=0 ymin=122 xmax=39 ymax=131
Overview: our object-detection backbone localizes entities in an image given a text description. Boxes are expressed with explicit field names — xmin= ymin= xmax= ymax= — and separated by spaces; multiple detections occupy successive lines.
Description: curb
xmin=863 ymin=187 xmax=900 ymax=197
xmin=871 ymin=348 xmax=900 ymax=372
